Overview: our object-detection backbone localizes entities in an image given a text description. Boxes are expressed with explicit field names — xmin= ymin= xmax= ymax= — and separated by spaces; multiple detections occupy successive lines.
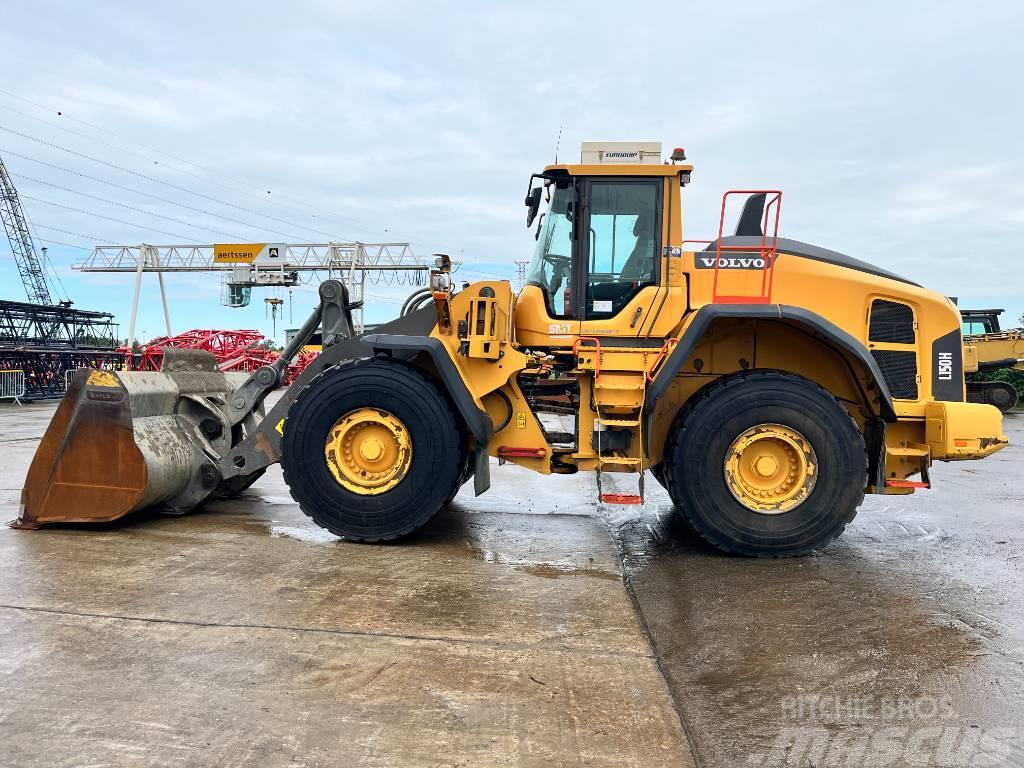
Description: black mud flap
xmin=473 ymin=447 xmax=491 ymax=496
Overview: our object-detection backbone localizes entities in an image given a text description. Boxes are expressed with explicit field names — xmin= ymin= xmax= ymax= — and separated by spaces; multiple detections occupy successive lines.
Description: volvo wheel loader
xmin=14 ymin=142 xmax=1009 ymax=557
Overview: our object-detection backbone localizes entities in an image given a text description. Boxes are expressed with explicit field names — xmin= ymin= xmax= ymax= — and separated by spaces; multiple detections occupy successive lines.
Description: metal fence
xmin=65 ymin=368 xmax=81 ymax=391
xmin=0 ymin=369 xmax=25 ymax=405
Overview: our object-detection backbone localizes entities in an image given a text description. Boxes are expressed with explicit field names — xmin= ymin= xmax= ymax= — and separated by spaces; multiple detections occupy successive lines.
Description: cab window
xmin=585 ymin=180 xmax=660 ymax=319
xmin=525 ymin=184 xmax=574 ymax=318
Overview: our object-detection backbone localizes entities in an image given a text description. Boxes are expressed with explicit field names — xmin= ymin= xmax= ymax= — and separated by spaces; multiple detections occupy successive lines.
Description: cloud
xmin=1 ymin=1 xmax=1023 ymax=336
xmin=888 ymin=165 xmax=1019 ymax=227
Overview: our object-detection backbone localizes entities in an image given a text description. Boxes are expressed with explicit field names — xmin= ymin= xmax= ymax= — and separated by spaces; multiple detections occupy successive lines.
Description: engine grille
xmin=871 ymin=350 xmax=918 ymax=399
xmin=869 ymin=300 xmax=915 ymax=343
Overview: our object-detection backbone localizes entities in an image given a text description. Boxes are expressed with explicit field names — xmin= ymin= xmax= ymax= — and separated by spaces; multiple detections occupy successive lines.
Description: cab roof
xmin=541 ymin=163 xmax=693 ymax=178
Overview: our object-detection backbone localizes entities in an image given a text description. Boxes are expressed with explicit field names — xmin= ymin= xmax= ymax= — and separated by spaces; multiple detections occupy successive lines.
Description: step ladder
xmin=574 ymin=338 xmax=647 ymax=506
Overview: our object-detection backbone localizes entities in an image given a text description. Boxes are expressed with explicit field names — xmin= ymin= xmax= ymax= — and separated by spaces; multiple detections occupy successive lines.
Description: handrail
xmin=572 ymin=336 xmax=602 ymax=377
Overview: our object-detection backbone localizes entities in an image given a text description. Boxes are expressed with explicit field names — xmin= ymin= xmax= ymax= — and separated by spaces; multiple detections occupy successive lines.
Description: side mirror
xmin=525 ymin=187 xmax=543 ymax=227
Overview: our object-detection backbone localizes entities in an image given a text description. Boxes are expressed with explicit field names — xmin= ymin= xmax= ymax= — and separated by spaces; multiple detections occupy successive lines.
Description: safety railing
xmin=684 ymin=189 xmax=783 ymax=305
xmin=0 ymin=369 xmax=26 ymax=405
xmin=65 ymin=368 xmax=83 ymax=391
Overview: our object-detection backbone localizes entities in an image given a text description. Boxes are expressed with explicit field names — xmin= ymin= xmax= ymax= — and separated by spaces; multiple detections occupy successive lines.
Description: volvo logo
xmin=695 ymin=255 xmax=775 ymax=270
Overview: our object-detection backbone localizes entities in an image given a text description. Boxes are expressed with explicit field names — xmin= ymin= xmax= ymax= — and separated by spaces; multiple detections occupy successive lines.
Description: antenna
xmin=554 ymin=125 xmax=563 ymax=164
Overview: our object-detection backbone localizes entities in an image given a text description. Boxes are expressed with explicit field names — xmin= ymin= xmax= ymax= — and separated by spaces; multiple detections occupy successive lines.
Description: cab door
xmin=576 ymin=177 xmax=664 ymax=339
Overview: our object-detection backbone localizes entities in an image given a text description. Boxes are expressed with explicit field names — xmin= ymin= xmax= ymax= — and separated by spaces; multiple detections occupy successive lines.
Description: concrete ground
xmin=0 ymin=399 xmax=1021 ymax=767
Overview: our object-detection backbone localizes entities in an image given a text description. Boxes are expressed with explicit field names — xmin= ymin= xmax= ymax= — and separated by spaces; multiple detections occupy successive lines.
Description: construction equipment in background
xmin=0 ymin=154 xmax=52 ymax=305
xmin=265 ymin=297 xmax=285 ymax=335
xmin=124 ymin=327 xmax=313 ymax=384
xmin=15 ymin=142 xmax=1008 ymax=558
xmin=1 ymin=154 xmax=127 ymax=398
xmin=76 ymin=241 xmax=427 ymax=340
xmin=960 ymin=308 xmax=1023 ymax=412
xmin=0 ymin=299 xmax=123 ymax=400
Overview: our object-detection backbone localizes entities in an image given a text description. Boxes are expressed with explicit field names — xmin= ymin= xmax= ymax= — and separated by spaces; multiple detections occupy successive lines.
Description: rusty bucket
xmin=13 ymin=349 xmax=253 ymax=528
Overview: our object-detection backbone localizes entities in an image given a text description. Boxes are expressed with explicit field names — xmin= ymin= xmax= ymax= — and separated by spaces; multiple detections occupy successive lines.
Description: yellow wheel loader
xmin=14 ymin=143 xmax=1009 ymax=557
xmin=960 ymin=308 xmax=1022 ymax=412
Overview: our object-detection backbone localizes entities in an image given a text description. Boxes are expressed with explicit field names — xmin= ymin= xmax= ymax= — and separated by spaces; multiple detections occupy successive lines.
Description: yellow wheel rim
xmin=724 ymin=423 xmax=817 ymax=514
xmin=324 ymin=408 xmax=412 ymax=495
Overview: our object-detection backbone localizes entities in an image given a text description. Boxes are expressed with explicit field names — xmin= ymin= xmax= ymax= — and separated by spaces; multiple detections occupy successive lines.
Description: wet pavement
xmin=0 ymin=399 xmax=689 ymax=768
xmin=0 ymin=397 xmax=1021 ymax=766
xmin=611 ymin=413 xmax=1024 ymax=766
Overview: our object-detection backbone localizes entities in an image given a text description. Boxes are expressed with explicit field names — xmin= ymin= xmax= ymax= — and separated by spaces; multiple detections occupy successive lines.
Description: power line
xmin=0 ymin=89 xmax=470 ymax=254
xmin=13 ymin=172 xmax=250 ymax=242
xmin=0 ymin=87 xmax=381 ymax=235
xmin=14 ymin=179 xmax=69 ymax=302
xmin=0 ymin=124 xmax=343 ymax=241
xmin=20 ymin=202 xmax=70 ymax=302
xmin=0 ymin=147 xmax=311 ymax=241
xmin=31 ymin=223 xmax=116 ymax=244
xmin=21 ymin=195 xmax=205 ymax=242
xmin=0 ymin=90 xmax=470 ymax=258
xmin=34 ymin=236 xmax=95 ymax=252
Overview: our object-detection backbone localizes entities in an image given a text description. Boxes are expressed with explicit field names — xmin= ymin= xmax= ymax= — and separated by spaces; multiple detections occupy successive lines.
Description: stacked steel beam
xmin=124 ymin=328 xmax=317 ymax=384
xmin=126 ymin=329 xmax=271 ymax=372
xmin=0 ymin=299 xmax=123 ymax=399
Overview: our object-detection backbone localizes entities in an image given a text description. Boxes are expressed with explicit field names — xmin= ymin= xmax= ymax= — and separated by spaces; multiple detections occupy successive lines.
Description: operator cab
xmin=960 ymin=308 xmax=1003 ymax=335
xmin=521 ymin=142 xmax=691 ymax=343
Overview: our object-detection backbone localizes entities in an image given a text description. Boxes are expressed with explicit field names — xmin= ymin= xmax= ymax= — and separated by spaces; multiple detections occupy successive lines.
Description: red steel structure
xmin=122 ymin=328 xmax=316 ymax=383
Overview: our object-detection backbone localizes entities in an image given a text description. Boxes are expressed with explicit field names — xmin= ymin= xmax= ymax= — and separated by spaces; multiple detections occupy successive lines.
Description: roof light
xmin=670 ymin=147 xmax=687 ymax=162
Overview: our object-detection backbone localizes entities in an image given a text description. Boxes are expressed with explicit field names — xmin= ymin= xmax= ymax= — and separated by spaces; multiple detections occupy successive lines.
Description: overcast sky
xmin=1 ymin=0 xmax=1022 ymax=341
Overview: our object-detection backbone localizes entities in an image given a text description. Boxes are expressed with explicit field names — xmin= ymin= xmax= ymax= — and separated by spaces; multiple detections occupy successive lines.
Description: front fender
xmin=362 ymin=333 xmax=493 ymax=495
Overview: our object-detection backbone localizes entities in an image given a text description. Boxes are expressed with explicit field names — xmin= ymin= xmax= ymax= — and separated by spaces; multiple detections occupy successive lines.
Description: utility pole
xmin=514 ymin=260 xmax=529 ymax=292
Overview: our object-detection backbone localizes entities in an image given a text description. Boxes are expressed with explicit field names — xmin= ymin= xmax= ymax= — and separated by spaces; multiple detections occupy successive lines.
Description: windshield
xmin=525 ymin=184 xmax=574 ymax=317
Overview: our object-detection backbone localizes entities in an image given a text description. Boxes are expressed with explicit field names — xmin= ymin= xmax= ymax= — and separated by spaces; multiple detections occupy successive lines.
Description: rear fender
xmin=648 ymin=303 xmax=897 ymax=420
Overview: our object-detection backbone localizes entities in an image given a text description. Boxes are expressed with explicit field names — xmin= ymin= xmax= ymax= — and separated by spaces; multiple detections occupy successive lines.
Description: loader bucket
xmin=13 ymin=349 xmax=250 ymax=529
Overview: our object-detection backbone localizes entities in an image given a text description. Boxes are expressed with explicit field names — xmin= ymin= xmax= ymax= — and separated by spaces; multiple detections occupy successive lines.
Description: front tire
xmin=663 ymin=371 xmax=865 ymax=557
xmin=281 ymin=357 xmax=464 ymax=541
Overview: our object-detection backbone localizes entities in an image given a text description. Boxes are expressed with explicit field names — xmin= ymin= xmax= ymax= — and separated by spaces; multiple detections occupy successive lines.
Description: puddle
xmin=259 ymin=495 xmax=299 ymax=506
xmin=467 ymin=544 xmax=619 ymax=580
xmin=268 ymin=524 xmax=340 ymax=543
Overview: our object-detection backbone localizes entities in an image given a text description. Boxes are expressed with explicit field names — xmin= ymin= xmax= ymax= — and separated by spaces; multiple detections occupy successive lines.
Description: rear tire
xmin=663 ymin=370 xmax=865 ymax=557
xmin=281 ymin=357 xmax=464 ymax=541
xmin=967 ymin=380 xmax=1018 ymax=412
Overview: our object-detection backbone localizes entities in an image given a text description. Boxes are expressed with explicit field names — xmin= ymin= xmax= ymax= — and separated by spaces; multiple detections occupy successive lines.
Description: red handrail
xmin=646 ymin=338 xmax=679 ymax=383
xmin=685 ymin=190 xmax=783 ymax=305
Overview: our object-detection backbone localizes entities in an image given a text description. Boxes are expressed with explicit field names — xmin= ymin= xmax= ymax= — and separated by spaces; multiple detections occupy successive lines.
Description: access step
xmin=600 ymin=493 xmax=643 ymax=505
xmin=598 ymin=417 xmax=640 ymax=428
xmin=598 ymin=456 xmax=642 ymax=465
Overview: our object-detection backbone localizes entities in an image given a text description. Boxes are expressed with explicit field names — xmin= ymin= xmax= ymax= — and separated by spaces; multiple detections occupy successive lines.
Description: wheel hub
xmin=724 ymin=423 xmax=817 ymax=514
xmin=324 ymin=408 xmax=412 ymax=495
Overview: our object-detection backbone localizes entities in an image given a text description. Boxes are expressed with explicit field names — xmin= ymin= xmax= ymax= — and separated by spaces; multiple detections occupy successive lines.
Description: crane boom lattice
xmin=0 ymin=155 xmax=52 ymax=305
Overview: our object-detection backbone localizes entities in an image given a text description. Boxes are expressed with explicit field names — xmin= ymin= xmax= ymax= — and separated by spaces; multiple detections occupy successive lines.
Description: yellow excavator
xmin=960 ymin=308 xmax=1022 ymax=412
xmin=14 ymin=142 xmax=1008 ymax=556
